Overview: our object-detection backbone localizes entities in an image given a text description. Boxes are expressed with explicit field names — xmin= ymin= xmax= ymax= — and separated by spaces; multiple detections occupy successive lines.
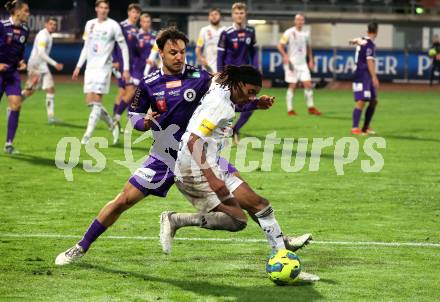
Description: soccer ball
xmin=429 ymin=48 xmax=437 ymax=57
xmin=266 ymin=249 xmax=301 ymax=285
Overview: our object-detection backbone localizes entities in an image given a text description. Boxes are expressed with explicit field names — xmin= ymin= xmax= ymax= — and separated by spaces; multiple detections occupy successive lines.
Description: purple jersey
xmin=132 ymin=29 xmax=157 ymax=79
xmin=0 ymin=18 xmax=29 ymax=72
xmin=112 ymin=19 xmax=138 ymax=73
xmin=217 ymin=25 xmax=258 ymax=71
xmin=353 ymin=37 xmax=375 ymax=81
xmin=129 ymin=64 xmax=212 ymax=158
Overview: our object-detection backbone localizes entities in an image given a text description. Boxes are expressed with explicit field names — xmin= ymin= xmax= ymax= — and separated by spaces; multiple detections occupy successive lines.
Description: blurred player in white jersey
xmin=277 ymin=14 xmax=321 ymax=116
xmin=72 ymin=0 xmax=129 ymax=145
xmin=195 ymin=8 xmax=225 ymax=73
xmin=22 ymin=17 xmax=63 ymax=123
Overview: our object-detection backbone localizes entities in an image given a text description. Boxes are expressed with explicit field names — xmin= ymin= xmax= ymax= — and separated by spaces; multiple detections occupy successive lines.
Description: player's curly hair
xmin=156 ymin=27 xmax=189 ymax=51
xmin=4 ymin=0 xmax=27 ymax=14
xmin=216 ymin=65 xmax=262 ymax=92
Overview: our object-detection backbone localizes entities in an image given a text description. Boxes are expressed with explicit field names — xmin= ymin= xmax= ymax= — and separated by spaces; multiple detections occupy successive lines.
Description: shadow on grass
xmin=0 ymin=153 xmax=57 ymax=168
xmin=77 ymin=263 xmax=324 ymax=301
xmin=54 ymin=121 xmax=86 ymax=130
xmin=383 ymin=134 xmax=440 ymax=143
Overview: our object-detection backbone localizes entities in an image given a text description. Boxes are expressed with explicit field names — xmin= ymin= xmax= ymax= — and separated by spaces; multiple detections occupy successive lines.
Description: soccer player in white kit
xmin=195 ymin=8 xmax=225 ymax=73
xmin=22 ymin=17 xmax=63 ymax=123
xmin=72 ymin=0 xmax=130 ymax=145
xmin=165 ymin=65 xmax=319 ymax=282
xmin=277 ymin=14 xmax=321 ymax=116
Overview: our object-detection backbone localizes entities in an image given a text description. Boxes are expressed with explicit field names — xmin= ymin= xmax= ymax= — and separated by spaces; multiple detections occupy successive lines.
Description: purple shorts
xmin=353 ymin=77 xmax=377 ymax=102
xmin=0 ymin=71 xmax=21 ymax=98
xmin=129 ymin=155 xmax=238 ymax=197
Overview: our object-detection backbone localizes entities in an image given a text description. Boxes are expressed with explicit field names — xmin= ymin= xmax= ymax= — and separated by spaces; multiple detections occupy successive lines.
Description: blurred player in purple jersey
xmin=350 ymin=22 xmax=379 ymax=135
xmin=217 ymin=2 xmax=258 ymax=144
xmin=55 ymin=27 xmax=310 ymax=266
xmin=131 ymin=13 xmax=157 ymax=91
xmin=0 ymin=0 xmax=29 ymax=154
xmin=112 ymin=3 xmax=141 ymax=125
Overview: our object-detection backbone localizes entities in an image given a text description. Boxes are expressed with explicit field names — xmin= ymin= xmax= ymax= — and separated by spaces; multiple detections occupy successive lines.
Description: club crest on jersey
xmin=19 ymin=35 xmax=26 ymax=43
xmin=246 ymin=37 xmax=251 ymax=45
xmin=184 ymin=89 xmax=196 ymax=102
xmin=166 ymin=80 xmax=182 ymax=89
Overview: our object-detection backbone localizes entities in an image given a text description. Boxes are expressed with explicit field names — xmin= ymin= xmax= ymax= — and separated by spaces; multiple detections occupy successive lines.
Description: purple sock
xmin=352 ymin=108 xmax=362 ymax=129
xmin=113 ymin=103 xmax=118 ymax=116
xmin=116 ymin=101 xmax=128 ymax=116
xmin=78 ymin=219 xmax=107 ymax=252
xmin=233 ymin=111 xmax=253 ymax=134
xmin=362 ymin=104 xmax=376 ymax=131
xmin=6 ymin=110 xmax=20 ymax=144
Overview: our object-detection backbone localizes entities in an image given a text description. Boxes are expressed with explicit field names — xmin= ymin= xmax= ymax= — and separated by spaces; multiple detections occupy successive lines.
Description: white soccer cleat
xmin=298 ymin=271 xmax=320 ymax=282
xmin=55 ymin=244 xmax=85 ymax=266
xmin=160 ymin=211 xmax=177 ymax=254
xmin=111 ymin=122 xmax=120 ymax=145
xmin=81 ymin=135 xmax=90 ymax=145
xmin=284 ymin=233 xmax=312 ymax=252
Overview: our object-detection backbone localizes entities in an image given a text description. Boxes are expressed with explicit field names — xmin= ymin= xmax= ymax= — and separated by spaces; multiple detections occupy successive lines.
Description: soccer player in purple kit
xmin=131 ymin=13 xmax=157 ymax=87
xmin=55 ymin=27 xmax=311 ymax=266
xmin=0 ymin=0 xmax=30 ymax=154
xmin=350 ymin=22 xmax=379 ymax=135
xmin=112 ymin=3 xmax=141 ymax=126
xmin=217 ymin=2 xmax=258 ymax=144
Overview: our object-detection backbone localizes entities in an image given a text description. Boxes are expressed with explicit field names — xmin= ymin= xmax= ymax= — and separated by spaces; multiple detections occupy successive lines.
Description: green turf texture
xmin=1 ymin=84 xmax=439 ymax=301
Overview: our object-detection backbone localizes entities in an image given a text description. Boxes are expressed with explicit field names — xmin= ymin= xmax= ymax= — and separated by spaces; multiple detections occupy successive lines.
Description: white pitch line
xmin=0 ymin=233 xmax=439 ymax=248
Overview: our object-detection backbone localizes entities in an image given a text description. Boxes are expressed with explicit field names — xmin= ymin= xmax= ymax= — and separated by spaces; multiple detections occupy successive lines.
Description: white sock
xmin=286 ymin=89 xmax=294 ymax=112
xmin=255 ymin=205 xmax=286 ymax=252
xmin=46 ymin=93 xmax=54 ymax=119
xmin=113 ymin=113 xmax=121 ymax=123
xmin=100 ymin=105 xmax=113 ymax=129
xmin=305 ymin=88 xmax=314 ymax=108
xmin=21 ymin=90 xmax=27 ymax=101
xmin=84 ymin=103 xmax=102 ymax=138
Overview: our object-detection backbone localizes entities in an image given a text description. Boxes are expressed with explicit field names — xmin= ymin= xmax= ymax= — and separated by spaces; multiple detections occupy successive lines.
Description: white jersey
xmin=179 ymin=83 xmax=235 ymax=166
xmin=27 ymin=28 xmax=56 ymax=73
xmin=196 ymin=25 xmax=225 ymax=73
xmin=76 ymin=18 xmax=129 ymax=70
xmin=279 ymin=27 xmax=310 ymax=67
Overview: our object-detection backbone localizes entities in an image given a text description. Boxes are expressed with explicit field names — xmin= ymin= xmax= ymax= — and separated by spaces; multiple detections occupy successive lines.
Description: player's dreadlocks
xmin=216 ymin=65 xmax=262 ymax=92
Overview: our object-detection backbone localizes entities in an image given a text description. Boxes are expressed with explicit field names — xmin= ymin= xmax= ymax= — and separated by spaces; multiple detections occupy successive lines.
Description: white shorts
xmin=175 ymin=157 xmax=243 ymax=213
xmin=84 ymin=67 xmax=112 ymax=94
xmin=283 ymin=64 xmax=311 ymax=84
xmin=26 ymin=69 xmax=54 ymax=90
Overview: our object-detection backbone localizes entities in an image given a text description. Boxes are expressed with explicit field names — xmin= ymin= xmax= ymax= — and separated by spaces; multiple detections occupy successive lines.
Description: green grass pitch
xmin=1 ymin=83 xmax=439 ymax=301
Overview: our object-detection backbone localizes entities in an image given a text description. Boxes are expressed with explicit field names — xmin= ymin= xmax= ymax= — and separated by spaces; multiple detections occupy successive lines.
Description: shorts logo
xmin=198 ymin=118 xmax=216 ymax=136
xmin=184 ymin=89 xmax=196 ymax=102
xmin=166 ymin=80 xmax=182 ymax=89
xmin=352 ymin=83 xmax=363 ymax=92
xmin=134 ymin=167 xmax=156 ymax=182
xmin=364 ymin=91 xmax=371 ymax=98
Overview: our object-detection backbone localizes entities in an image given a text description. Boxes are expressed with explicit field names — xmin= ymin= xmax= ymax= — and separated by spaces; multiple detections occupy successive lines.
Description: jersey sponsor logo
xmin=198 ymin=118 xmax=216 ymax=136
xmin=168 ymin=89 xmax=180 ymax=97
xmin=166 ymin=80 xmax=182 ymax=88
xmin=183 ymin=89 xmax=196 ymax=102
xmin=156 ymin=99 xmax=167 ymax=112
xmin=153 ymin=90 xmax=165 ymax=97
